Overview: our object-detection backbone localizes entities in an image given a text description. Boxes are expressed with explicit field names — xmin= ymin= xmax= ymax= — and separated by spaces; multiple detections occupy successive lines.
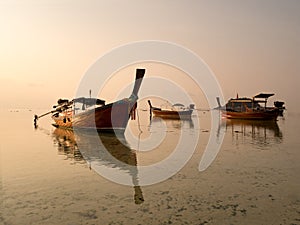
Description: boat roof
xmin=73 ymin=97 xmax=105 ymax=105
xmin=229 ymin=99 xmax=253 ymax=103
xmin=173 ymin=103 xmax=185 ymax=107
xmin=253 ymin=93 xmax=274 ymax=99
xmin=228 ymin=97 xmax=253 ymax=103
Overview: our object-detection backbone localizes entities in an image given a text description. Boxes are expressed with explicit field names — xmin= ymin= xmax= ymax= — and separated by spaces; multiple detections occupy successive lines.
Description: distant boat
xmin=35 ymin=69 xmax=145 ymax=133
xmin=220 ymin=93 xmax=280 ymax=120
xmin=148 ymin=100 xmax=194 ymax=120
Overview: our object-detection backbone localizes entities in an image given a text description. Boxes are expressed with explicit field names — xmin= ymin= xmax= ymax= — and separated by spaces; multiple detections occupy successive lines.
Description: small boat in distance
xmin=148 ymin=100 xmax=194 ymax=120
xmin=34 ymin=69 xmax=145 ymax=133
xmin=220 ymin=93 xmax=280 ymax=120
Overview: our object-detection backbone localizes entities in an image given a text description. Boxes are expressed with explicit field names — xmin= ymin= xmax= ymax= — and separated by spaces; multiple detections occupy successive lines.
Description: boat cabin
xmin=52 ymin=97 xmax=106 ymax=116
xmin=72 ymin=97 xmax=105 ymax=114
xmin=225 ymin=93 xmax=274 ymax=112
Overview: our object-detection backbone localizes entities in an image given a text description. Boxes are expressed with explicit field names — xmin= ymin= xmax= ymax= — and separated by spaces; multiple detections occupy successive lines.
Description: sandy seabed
xmin=2 ymin=145 xmax=299 ymax=225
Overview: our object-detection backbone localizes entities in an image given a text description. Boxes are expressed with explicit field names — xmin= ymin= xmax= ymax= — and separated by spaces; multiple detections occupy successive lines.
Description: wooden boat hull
xmin=222 ymin=110 xmax=279 ymax=120
xmin=152 ymin=109 xmax=193 ymax=120
xmin=52 ymin=99 xmax=136 ymax=132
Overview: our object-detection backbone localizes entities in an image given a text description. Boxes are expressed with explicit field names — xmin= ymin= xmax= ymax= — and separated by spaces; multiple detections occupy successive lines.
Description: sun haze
xmin=0 ymin=1 xmax=299 ymax=112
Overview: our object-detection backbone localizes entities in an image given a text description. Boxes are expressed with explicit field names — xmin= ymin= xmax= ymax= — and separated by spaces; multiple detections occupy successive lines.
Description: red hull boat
xmin=148 ymin=100 xmax=194 ymax=120
xmin=222 ymin=110 xmax=279 ymax=120
xmin=36 ymin=69 xmax=145 ymax=133
xmin=221 ymin=93 xmax=280 ymax=120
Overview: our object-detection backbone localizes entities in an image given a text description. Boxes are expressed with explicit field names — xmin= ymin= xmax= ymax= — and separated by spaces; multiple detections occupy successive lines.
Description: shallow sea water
xmin=0 ymin=108 xmax=299 ymax=225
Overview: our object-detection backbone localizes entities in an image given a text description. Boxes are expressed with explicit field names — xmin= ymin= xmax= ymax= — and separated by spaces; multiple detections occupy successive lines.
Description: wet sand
xmin=1 ymin=109 xmax=299 ymax=225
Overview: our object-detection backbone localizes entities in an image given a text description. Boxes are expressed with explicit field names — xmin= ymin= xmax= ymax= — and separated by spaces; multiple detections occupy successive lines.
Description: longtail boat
xmin=35 ymin=69 xmax=145 ymax=133
xmin=220 ymin=93 xmax=280 ymax=120
xmin=148 ymin=100 xmax=194 ymax=120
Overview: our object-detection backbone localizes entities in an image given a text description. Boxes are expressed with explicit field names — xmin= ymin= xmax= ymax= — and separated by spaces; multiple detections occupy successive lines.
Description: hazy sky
xmin=0 ymin=0 xmax=299 ymax=112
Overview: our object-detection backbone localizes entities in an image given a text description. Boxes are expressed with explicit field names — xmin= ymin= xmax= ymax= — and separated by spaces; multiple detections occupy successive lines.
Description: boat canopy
xmin=229 ymin=99 xmax=253 ymax=103
xmin=173 ymin=103 xmax=185 ymax=107
xmin=253 ymin=93 xmax=274 ymax=105
xmin=253 ymin=93 xmax=274 ymax=99
xmin=73 ymin=97 xmax=105 ymax=106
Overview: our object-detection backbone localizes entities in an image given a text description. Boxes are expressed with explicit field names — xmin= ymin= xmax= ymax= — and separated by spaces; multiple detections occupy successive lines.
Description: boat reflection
xmin=52 ymin=128 xmax=144 ymax=204
xmin=150 ymin=116 xmax=194 ymax=129
xmin=52 ymin=128 xmax=84 ymax=163
xmin=219 ymin=119 xmax=283 ymax=147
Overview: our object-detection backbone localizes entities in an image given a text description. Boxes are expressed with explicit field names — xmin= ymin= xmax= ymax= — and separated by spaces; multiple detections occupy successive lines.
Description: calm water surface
xmin=0 ymin=108 xmax=299 ymax=225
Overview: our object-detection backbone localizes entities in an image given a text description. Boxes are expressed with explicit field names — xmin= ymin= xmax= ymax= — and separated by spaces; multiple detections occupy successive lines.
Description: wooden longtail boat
xmin=220 ymin=93 xmax=280 ymax=120
xmin=35 ymin=69 xmax=145 ymax=132
xmin=148 ymin=100 xmax=194 ymax=120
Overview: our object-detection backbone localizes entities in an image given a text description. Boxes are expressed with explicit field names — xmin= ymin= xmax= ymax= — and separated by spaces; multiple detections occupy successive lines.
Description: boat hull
xmin=52 ymin=99 xmax=136 ymax=132
xmin=152 ymin=109 xmax=193 ymax=120
xmin=222 ymin=110 xmax=279 ymax=120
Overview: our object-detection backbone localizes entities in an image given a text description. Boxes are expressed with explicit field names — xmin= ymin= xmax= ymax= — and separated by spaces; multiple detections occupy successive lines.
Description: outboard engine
xmin=57 ymin=99 xmax=69 ymax=105
xmin=274 ymin=101 xmax=285 ymax=108
xmin=189 ymin=104 xmax=195 ymax=109
xmin=274 ymin=101 xmax=286 ymax=116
